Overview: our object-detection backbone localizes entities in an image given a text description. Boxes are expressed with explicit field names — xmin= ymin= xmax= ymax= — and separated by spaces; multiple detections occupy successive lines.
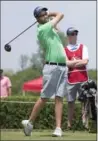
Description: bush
xmin=1 ymin=95 xmax=78 ymax=103
xmin=1 ymin=95 xmax=40 ymax=102
xmin=88 ymin=70 xmax=97 ymax=81
xmin=0 ymin=101 xmax=84 ymax=130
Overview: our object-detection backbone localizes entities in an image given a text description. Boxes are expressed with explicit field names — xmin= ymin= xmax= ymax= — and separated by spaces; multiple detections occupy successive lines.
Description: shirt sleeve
xmin=38 ymin=22 xmax=52 ymax=35
xmin=82 ymin=45 xmax=89 ymax=60
xmin=6 ymin=77 xmax=12 ymax=88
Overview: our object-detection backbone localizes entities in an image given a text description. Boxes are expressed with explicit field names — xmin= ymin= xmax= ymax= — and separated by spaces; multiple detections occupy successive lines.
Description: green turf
xmin=1 ymin=130 xmax=96 ymax=140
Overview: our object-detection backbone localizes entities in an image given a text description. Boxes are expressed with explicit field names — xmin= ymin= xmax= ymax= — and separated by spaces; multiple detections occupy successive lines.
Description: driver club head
xmin=4 ymin=44 xmax=11 ymax=52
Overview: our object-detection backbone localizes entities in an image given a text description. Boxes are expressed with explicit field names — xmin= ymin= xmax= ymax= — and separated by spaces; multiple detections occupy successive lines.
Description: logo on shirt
xmin=71 ymin=47 xmax=77 ymax=51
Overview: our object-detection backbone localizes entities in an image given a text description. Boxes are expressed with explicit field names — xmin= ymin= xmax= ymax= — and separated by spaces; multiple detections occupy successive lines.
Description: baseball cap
xmin=66 ymin=27 xmax=78 ymax=36
xmin=33 ymin=6 xmax=48 ymax=18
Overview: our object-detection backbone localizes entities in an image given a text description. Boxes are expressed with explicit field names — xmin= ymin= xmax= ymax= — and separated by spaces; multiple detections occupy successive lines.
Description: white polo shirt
xmin=66 ymin=43 xmax=89 ymax=60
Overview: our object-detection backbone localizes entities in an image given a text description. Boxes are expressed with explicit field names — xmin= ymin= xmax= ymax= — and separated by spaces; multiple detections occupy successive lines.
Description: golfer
xmin=65 ymin=27 xmax=89 ymax=129
xmin=22 ymin=6 xmax=67 ymax=137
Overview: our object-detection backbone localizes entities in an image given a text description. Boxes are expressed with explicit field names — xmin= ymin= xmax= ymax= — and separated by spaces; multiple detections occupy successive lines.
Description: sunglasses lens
xmin=68 ymin=32 xmax=78 ymax=36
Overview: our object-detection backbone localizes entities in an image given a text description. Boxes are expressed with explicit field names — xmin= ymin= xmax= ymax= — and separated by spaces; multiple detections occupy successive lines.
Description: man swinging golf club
xmin=22 ymin=6 xmax=67 ymax=137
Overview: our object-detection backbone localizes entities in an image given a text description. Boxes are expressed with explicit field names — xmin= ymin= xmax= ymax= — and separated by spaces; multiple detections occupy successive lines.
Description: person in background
xmin=0 ymin=69 xmax=12 ymax=98
xmin=65 ymin=27 xmax=89 ymax=129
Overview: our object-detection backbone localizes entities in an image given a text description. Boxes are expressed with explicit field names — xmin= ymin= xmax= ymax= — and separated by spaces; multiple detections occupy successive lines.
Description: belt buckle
xmin=48 ymin=62 xmax=58 ymax=65
xmin=49 ymin=62 xmax=51 ymax=65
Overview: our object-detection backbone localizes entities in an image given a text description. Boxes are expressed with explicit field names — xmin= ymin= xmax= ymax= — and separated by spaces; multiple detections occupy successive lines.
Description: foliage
xmin=19 ymin=54 xmax=29 ymax=70
xmin=9 ymin=67 xmax=42 ymax=95
xmin=0 ymin=101 xmax=84 ymax=130
xmin=1 ymin=95 xmax=40 ymax=102
xmin=3 ymin=69 xmax=15 ymax=77
xmin=30 ymin=52 xmax=43 ymax=69
xmin=0 ymin=95 xmax=73 ymax=103
xmin=88 ymin=69 xmax=97 ymax=81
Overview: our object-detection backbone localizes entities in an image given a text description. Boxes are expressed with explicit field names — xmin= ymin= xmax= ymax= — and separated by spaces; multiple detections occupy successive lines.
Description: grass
xmin=1 ymin=130 xmax=96 ymax=140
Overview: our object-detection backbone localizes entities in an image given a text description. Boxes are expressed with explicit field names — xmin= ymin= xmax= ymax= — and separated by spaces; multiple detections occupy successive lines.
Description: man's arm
xmin=38 ymin=12 xmax=64 ymax=38
xmin=65 ymin=53 xmax=79 ymax=68
xmin=74 ymin=59 xmax=88 ymax=67
xmin=74 ymin=45 xmax=89 ymax=67
xmin=48 ymin=12 xmax=64 ymax=28
xmin=66 ymin=59 xmax=80 ymax=68
xmin=7 ymin=77 xmax=12 ymax=96
xmin=66 ymin=58 xmax=88 ymax=68
xmin=7 ymin=87 xmax=12 ymax=96
xmin=49 ymin=16 xmax=59 ymax=31
xmin=54 ymin=26 xmax=59 ymax=32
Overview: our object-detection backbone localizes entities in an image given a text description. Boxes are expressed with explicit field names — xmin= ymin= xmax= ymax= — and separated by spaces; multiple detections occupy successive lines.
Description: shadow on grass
xmin=39 ymin=134 xmax=69 ymax=137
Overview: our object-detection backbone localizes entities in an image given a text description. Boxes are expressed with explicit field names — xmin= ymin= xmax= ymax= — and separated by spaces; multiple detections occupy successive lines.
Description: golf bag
xmin=78 ymin=79 xmax=97 ymax=128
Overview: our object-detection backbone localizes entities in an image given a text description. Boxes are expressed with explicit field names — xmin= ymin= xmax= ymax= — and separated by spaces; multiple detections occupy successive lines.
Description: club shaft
xmin=7 ymin=21 xmax=37 ymax=44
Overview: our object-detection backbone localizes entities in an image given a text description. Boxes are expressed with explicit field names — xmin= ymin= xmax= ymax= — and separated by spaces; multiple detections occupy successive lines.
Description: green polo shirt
xmin=37 ymin=22 xmax=66 ymax=63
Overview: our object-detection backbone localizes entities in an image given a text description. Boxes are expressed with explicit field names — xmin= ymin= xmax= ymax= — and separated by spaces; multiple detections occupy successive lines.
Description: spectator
xmin=65 ymin=27 xmax=89 ymax=129
xmin=0 ymin=69 xmax=12 ymax=98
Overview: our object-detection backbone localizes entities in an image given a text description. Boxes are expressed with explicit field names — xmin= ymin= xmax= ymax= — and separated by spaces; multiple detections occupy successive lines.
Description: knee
xmin=68 ymin=101 xmax=74 ymax=104
xmin=55 ymin=96 xmax=63 ymax=102
xmin=68 ymin=101 xmax=75 ymax=108
xmin=40 ymin=98 xmax=48 ymax=103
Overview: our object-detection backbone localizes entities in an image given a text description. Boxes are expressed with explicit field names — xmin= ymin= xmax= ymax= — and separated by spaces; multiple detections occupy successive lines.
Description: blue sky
xmin=1 ymin=1 xmax=96 ymax=71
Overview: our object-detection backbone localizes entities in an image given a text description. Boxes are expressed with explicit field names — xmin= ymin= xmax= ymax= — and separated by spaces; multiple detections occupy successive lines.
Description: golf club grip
xmin=7 ymin=21 xmax=37 ymax=44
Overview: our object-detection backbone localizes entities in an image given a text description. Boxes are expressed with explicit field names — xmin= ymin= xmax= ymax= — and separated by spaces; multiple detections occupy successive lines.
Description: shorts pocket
xmin=43 ymin=64 xmax=56 ymax=75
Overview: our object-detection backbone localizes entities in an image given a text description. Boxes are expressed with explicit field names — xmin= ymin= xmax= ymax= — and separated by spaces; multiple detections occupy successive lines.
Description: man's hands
xmin=66 ymin=58 xmax=88 ymax=68
xmin=66 ymin=59 xmax=80 ymax=68
xmin=74 ymin=59 xmax=88 ymax=67
xmin=47 ymin=12 xmax=64 ymax=28
xmin=46 ymin=12 xmax=60 ymax=32
xmin=7 ymin=87 xmax=12 ymax=96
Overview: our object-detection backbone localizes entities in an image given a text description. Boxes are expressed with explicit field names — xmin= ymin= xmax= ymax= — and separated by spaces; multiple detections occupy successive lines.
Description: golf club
xmin=4 ymin=21 xmax=37 ymax=52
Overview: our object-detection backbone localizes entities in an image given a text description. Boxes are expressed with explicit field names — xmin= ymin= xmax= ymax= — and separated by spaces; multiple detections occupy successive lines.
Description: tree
xmin=37 ymin=40 xmax=45 ymax=65
xmin=30 ymin=40 xmax=45 ymax=69
xmin=88 ymin=69 xmax=97 ymax=81
xmin=30 ymin=52 xmax=43 ymax=69
xmin=19 ymin=54 xmax=29 ymax=70
xmin=3 ymin=69 xmax=14 ymax=76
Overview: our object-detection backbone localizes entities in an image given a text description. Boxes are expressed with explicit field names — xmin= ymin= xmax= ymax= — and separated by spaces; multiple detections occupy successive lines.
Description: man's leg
xmin=55 ymin=96 xmax=63 ymax=128
xmin=22 ymin=64 xmax=57 ymax=136
xmin=67 ymin=101 xmax=75 ymax=128
xmin=22 ymin=98 xmax=47 ymax=136
xmin=29 ymin=98 xmax=47 ymax=122
xmin=52 ymin=96 xmax=63 ymax=137
xmin=53 ymin=66 xmax=67 ymax=136
xmin=66 ymin=84 xmax=77 ymax=129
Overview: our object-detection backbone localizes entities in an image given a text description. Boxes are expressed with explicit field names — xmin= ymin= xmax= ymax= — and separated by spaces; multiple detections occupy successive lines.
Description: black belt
xmin=46 ymin=62 xmax=66 ymax=66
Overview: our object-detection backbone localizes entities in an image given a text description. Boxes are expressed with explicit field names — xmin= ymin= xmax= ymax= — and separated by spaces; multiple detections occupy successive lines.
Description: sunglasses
xmin=67 ymin=32 xmax=78 ymax=36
